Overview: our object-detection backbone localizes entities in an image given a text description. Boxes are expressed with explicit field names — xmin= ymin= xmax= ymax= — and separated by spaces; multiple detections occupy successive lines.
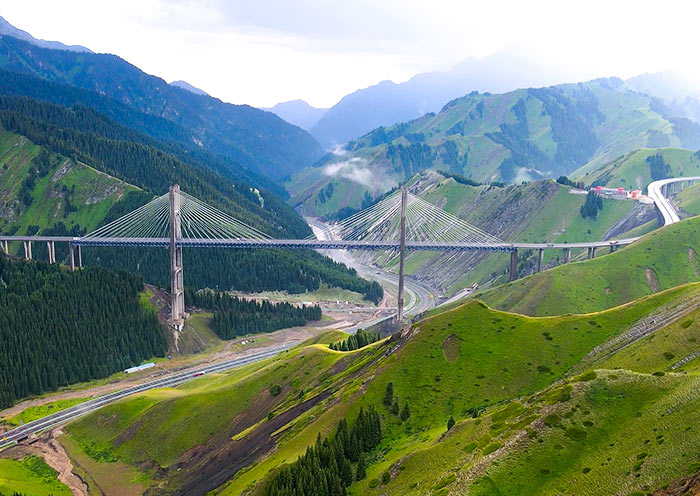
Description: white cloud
xmin=4 ymin=0 xmax=700 ymax=108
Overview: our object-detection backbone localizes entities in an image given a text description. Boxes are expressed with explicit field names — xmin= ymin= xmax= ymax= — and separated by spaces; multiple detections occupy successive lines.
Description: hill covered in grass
xmin=352 ymin=171 xmax=654 ymax=295
xmin=580 ymin=147 xmax=700 ymax=191
xmin=52 ymin=281 xmax=698 ymax=496
xmin=289 ymin=78 xmax=700 ymax=217
xmin=477 ymin=214 xmax=700 ymax=316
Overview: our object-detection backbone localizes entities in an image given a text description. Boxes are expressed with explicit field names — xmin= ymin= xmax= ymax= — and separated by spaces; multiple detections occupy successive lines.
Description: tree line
xmin=186 ymin=289 xmax=322 ymax=339
xmin=264 ymin=406 xmax=382 ymax=496
xmin=580 ymin=191 xmax=603 ymax=219
xmin=329 ymin=330 xmax=381 ymax=352
xmin=0 ymin=257 xmax=166 ymax=408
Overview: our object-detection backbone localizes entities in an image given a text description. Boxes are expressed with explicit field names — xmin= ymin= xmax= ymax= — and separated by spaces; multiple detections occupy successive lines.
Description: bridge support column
xmin=396 ymin=188 xmax=407 ymax=323
xmin=609 ymin=245 xmax=614 ymax=253
xmin=169 ymin=185 xmax=185 ymax=330
xmin=77 ymin=245 xmax=82 ymax=269
xmin=23 ymin=241 xmax=32 ymax=260
xmin=587 ymin=247 xmax=593 ymax=260
xmin=536 ymin=248 xmax=544 ymax=273
xmin=1 ymin=240 xmax=7 ymax=255
xmin=562 ymin=247 xmax=570 ymax=264
xmin=47 ymin=241 xmax=55 ymax=264
xmin=508 ymin=248 xmax=518 ymax=282
xmin=69 ymin=243 xmax=75 ymax=271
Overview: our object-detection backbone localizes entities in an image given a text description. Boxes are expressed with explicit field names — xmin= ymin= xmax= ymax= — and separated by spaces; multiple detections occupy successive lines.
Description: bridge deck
xmin=0 ymin=236 xmax=639 ymax=251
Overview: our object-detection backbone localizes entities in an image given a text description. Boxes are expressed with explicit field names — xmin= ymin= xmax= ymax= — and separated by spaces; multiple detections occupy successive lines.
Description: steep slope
xmin=54 ymin=283 xmax=698 ymax=496
xmin=312 ymin=171 xmax=653 ymax=295
xmin=478 ymin=214 xmax=700 ymax=316
xmin=309 ymin=45 xmax=587 ymax=148
xmin=291 ymin=78 xmax=698 ymax=216
xmin=264 ymin=100 xmax=328 ymax=130
xmin=0 ymin=35 xmax=324 ymax=181
xmin=582 ymin=147 xmax=700 ymax=191
xmin=0 ymin=127 xmax=136 ymax=239
xmin=169 ymin=80 xmax=208 ymax=96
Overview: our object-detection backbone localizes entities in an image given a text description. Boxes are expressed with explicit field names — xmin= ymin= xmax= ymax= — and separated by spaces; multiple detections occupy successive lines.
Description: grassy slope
xmin=677 ymin=182 xmax=700 ymax=215
xmin=289 ymin=79 xmax=678 ymax=218
xmin=478 ymin=214 xmax=700 ymax=316
xmin=0 ymin=456 xmax=72 ymax=496
xmin=581 ymin=147 xmax=700 ymax=191
xmin=400 ymin=175 xmax=642 ymax=291
xmin=0 ymin=127 xmax=137 ymax=236
xmin=56 ymin=279 xmax=699 ymax=496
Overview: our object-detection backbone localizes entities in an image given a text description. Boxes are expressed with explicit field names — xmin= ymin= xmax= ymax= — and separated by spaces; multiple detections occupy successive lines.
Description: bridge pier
xmin=169 ymin=185 xmax=186 ymax=330
xmin=77 ymin=245 xmax=82 ymax=269
xmin=1 ymin=240 xmax=7 ymax=255
xmin=69 ymin=243 xmax=75 ymax=271
xmin=47 ymin=241 xmax=56 ymax=264
xmin=536 ymin=248 xmax=544 ymax=272
xmin=508 ymin=248 xmax=518 ymax=282
xmin=396 ymin=188 xmax=408 ymax=323
xmin=562 ymin=247 xmax=571 ymax=264
xmin=23 ymin=240 xmax=32 ymax=260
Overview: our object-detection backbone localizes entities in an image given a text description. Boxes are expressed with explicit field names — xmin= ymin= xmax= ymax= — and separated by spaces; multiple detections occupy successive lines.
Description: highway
xmin=307 ymin=218 xmax=436 ymax=317
xmin=0 ymin=344 xmax=296 ymax=451
xmin=647 ymin=176 xmax=700 ymax=226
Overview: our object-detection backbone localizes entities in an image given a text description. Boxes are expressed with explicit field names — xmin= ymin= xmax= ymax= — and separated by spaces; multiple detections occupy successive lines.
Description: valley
xmin=3 ymin=7 xmax=700 ymax=496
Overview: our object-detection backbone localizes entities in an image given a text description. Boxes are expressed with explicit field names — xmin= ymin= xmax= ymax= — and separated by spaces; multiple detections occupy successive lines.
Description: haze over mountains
xmin=264 ymin=99 xmax=328 ymax=130
xmin=0 ymin=15 xmax=91 ymax=53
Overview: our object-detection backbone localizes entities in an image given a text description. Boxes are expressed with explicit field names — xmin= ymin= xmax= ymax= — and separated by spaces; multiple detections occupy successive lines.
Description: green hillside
xmin=289 ymin=78 xmax=699 ymax=217
xmin=55 ymin=281 xmax=696 ymax=496
xmin=0 ymin=127 xmax=136 ymax=238
xmin=580 ymin=147 xmax=700 ymax=191
xmin=363 ymin=172 xmax=652 ymax=294
xmin=477 ymin=214 xmax=700 ymax=316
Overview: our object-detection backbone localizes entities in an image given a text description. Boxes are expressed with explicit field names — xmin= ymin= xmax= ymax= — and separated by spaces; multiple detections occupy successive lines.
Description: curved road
xmin=647 ymin=176 xmax=700 ymax=226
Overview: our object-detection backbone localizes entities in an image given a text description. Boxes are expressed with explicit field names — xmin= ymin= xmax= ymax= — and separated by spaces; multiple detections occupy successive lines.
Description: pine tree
xmin=356 ymin=453 xmax=367 ymax=480
xmin=383 ymin=382 xmax=394 ymax=407
xmin=400 ymin=402 xmax=411 ymax=421
xmin=447 ymin=416 xmax=455 ymax=431
xmin=391 ymin=399 xmax=400 ymax=415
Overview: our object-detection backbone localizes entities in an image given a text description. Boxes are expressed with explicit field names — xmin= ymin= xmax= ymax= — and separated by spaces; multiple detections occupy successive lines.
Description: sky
xmin=3 ymin=0 xmax=700 ymax=108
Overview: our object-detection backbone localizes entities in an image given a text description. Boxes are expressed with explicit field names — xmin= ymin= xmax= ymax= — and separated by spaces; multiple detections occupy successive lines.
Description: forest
xmin=187 ymin=289 xmax=322 ymax=339
xmin=329 ymin=330 xmax=381 ymax=351
xmin=264 ymin=406 xmax=382 ymax=496
xmin=0 ymin=257 xmax=166 ymax=408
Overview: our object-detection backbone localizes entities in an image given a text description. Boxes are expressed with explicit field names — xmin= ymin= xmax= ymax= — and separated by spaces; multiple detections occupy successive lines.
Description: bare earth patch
xmin=442 ymin=333 xmax=462 ymax=362
xmin=5 ymin=428 xmax=88 ymax=496
xmin=646 ymin=267 xmax=660 ymax=293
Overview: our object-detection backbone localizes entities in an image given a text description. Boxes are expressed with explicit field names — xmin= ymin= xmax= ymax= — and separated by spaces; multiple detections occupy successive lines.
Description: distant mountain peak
xmin=264 ymin=99 xmax=328 ymax=131
xmin=169 ymin=80 xmax=209 ymax=96
xmin=0 ymin=16 xmax=92 ymax=53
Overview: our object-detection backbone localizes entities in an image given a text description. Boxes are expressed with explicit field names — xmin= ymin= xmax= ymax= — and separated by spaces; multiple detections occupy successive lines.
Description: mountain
xmin=0 ymin=35 xmax=324 ymax=181
xmin=361 ymin=171 xmax=655 ymax=295
xmin=289 ymin=78 xmax=700 ymax=216
xmin=625 ymin=70 xmax=700 ymax=126
xmin=0 ymin=16 xmax=92 ymax=53
xmin=478 ymin=213 xmax=700 ymax=316
xmin=264 ymin=99 xmax=327 ymax=130
xmin=169 ymin=80 xmax=208 ymax=96
xmin=309 ymin=45 xmax=589 ymax=148
xmin=53 ymin=269 xmax=700 ymax=495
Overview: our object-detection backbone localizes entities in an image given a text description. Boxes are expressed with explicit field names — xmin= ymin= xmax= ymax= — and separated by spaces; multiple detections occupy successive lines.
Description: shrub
xmin=381 ymin=471 xmax=391 ymax=484
xmin=269 ymin=384 xmax=282 ymax=396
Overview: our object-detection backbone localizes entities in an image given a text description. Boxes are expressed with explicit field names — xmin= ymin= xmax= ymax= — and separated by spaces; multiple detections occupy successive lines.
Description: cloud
xmin=323 ymin=158 xmax=376 ymax=188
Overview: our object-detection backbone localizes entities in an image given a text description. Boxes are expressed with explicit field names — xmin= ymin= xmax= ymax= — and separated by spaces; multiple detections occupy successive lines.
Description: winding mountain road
xmin=647 ymin=176 xmax=700 ymax=226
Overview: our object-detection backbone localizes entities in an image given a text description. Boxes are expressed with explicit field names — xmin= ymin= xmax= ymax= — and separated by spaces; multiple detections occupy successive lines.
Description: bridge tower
xmin=169 ymin=185 xmax=186 ymax=330
xmin=396 ymin=188 xmax=407 ymax=323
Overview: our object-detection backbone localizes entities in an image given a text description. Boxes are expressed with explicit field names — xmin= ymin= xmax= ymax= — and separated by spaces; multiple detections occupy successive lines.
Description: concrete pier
xmin=396 ymin=188 xmax=408 ymax=323
xmin=23 ymin=240 xmax=32 ymax=260
xmin=69 ymin=243 xmax=75 ymax=271
xmin=536 ymin=248 xmax=544 ymax=272
xmin=509 ymin=249 xmax=518 ymax=282
xmin=562 ymin=247 xmax=571 ymax=264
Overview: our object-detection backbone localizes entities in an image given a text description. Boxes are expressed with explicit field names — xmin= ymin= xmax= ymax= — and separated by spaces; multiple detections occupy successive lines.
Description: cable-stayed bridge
xmin=0 ymin=185 xmax=642 ymax=326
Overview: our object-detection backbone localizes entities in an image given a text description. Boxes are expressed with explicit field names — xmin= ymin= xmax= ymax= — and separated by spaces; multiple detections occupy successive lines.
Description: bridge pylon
xmin=169 ymin=185 xmax=186 ymax=330
xmin=396 ymin=188 xmax=407 ymax=323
